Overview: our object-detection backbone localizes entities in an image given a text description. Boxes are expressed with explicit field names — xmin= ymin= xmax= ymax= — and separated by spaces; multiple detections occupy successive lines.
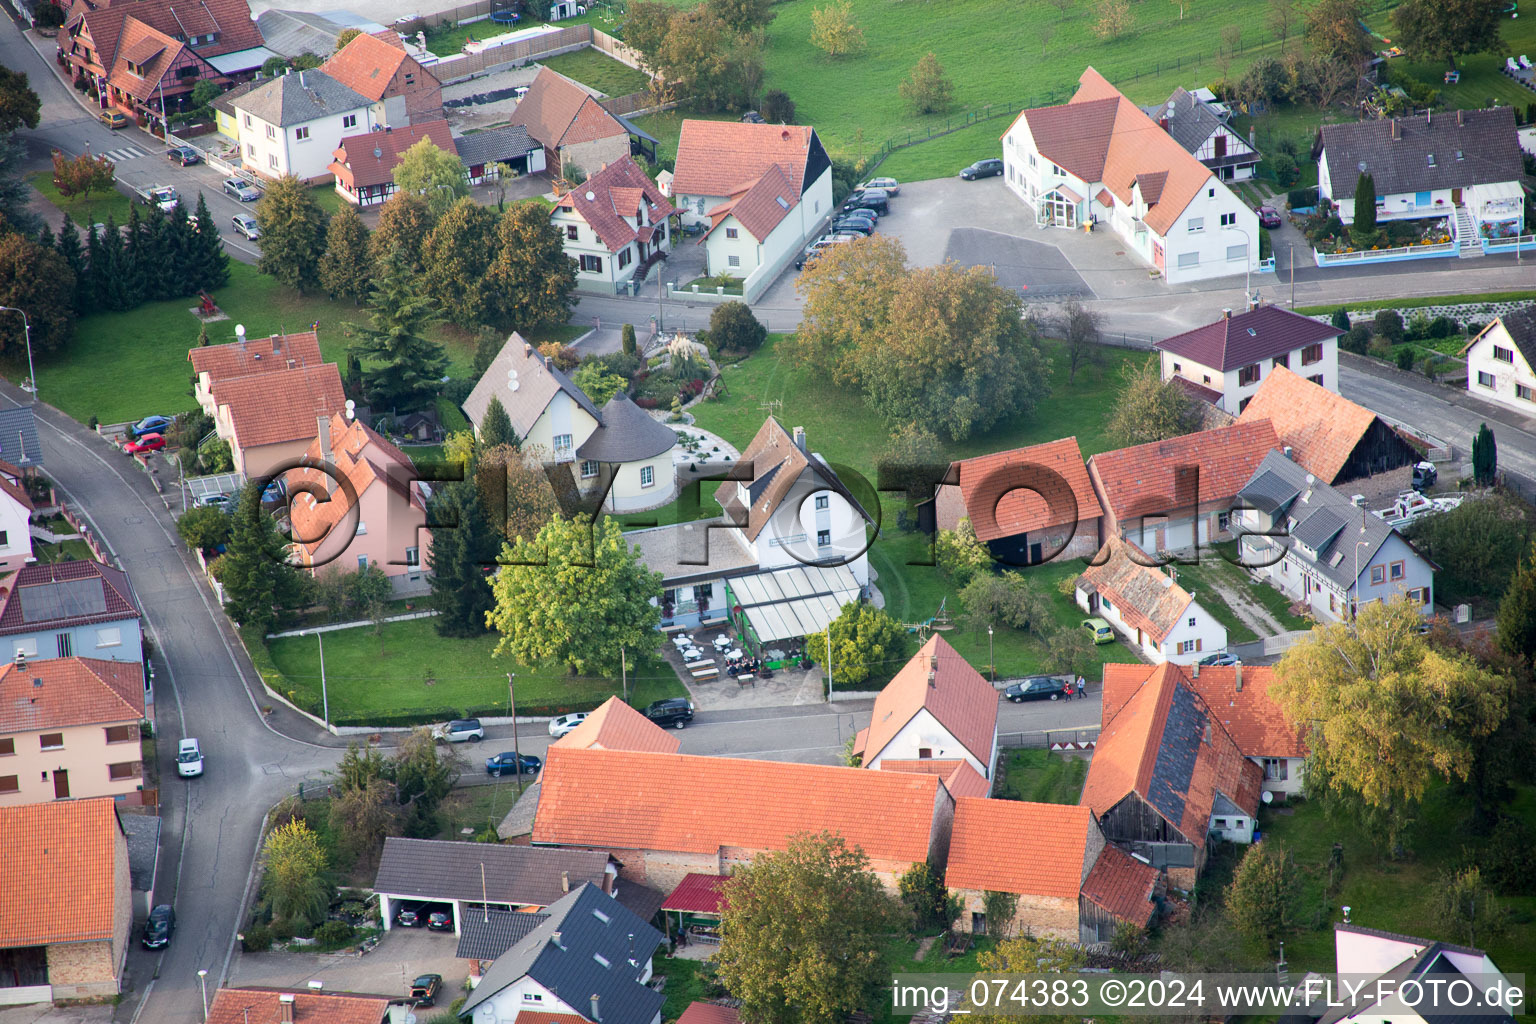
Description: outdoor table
xmin=727 ymin=649 xmax=743 ymax=659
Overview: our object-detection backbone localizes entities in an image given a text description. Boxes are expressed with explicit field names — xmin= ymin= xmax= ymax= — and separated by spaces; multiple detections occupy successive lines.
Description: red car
xmin=123 ymin=433 xmax=166 ymax=454
xmin=1258 ymin=206 xmax=1283 ymax=230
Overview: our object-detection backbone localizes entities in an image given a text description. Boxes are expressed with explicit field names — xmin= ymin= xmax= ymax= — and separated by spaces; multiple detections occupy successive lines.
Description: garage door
xmin=1165 ymin=520 xmax=1194 ymax=551
xmin=1140 ymin=520 xmax=1160 ymax=550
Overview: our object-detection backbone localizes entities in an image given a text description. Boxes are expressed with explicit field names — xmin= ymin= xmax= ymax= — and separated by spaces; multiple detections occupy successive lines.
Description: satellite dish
xmin=509 ymin=380 xmax=520 ymax=392
xmin=374 ymin=147 xmax=384 ymax=158
xmin=345 ymin=399 xmax=356 ymax=421
xmin=585 ymin=190 xmax=595 ymax=201
xmin=1261 ymin=790 xmax=1274 ymax=804
xmin=507 ymin=369 xmax=518 ymax=380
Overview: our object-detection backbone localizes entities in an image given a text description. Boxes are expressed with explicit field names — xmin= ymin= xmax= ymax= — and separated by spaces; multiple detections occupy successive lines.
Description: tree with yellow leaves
xmin=810 ymin=0 xmax=864 ymax=57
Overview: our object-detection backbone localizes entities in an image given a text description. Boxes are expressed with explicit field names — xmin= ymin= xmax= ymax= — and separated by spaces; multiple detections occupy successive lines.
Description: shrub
xmin=1288 ymin=187 xmax=1319 ymax=211
xmin=621 ymin=323 xmax=637 ymax=356
xmin=313 ymin=920 xmax=354 ymax=947
xmin=635 ymin=396 xmax=659 ymax=409
xmin=1271 ymin=153 xmax=1299 ymax=188
xmin=1367 ymin=336 xmax=1393 ymax=359
xmin=1342 ymin=324 xmax=1372 ymax=354
xmin=241 ymin=925 xmax=274 ymax=952
xmin=34 ymin=2 xmax=65 ymax=28
xmin=268 ymin=919 xmax=296 ymax=943
xmin=1395 ymin=347 xmax=1416 ymax=371
xmin=1373 ymin=309 xmax=1405 ymax=344
xmin=1429 ymin=316 xmax=1455 ymax=338
xmin=1405 ymin=312 xmax=1432 ymax=340
xmin=761 ymin=88 xmax=795 ymax=123
xmin=1330 ymin=307 xmax=1350 ymax=333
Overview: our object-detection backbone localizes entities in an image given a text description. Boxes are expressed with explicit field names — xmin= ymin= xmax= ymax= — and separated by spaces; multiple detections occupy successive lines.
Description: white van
xmin=177 ymin=738 xmax=204 ymax=777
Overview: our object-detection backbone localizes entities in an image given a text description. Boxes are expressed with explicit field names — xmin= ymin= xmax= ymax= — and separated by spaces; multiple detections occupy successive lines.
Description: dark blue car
xmin=131 ymin=414 xmax=173 ymax=437
xmin=486 ymin=752 xmax=541 ymax=776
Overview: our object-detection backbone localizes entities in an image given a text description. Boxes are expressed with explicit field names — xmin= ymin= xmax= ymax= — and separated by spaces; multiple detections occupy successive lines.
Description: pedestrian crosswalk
xmin=98 ymin=145 xmax=148 ymax=163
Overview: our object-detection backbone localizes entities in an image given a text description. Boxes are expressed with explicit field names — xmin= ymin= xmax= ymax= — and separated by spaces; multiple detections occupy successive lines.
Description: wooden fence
xmin=429 ymin=23 xmax=592 ymax=82
xmin=591 ymin=27 xmax=646 ymax=71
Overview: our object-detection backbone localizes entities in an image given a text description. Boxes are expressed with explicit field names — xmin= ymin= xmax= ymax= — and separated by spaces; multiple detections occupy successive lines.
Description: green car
xmin=1082 ymin=617 xmax=1115 ymax=645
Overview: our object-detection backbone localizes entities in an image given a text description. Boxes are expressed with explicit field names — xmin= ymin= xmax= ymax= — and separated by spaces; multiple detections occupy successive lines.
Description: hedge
xmin=1287 ymin=186 xmax=1318 ymax=208
xmin=327 ymin=699 xmax=613 ymax=729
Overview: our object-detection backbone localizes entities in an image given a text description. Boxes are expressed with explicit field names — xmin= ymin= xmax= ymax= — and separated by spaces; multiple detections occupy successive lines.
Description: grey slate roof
xmin=1237 ymin=468 xmax=1300 ymax=515
xmin=373 ymin=837 xmax=610 ymax=907
xmin=0 ymin=406 xmax=45 ymax=469
xmin=1289 ymin=505 xmax=1346 ymax=551
xmin=452 ymin=125 xmax=537 ymax=167
xmin=234 ymin=68 xmax=369 ymax=127
xmin=1144 ymin=88 xmax=1257 ymax=167
xmin=576 ymin=394 xmax=678 ymax=462
xmin=211 ymin=78 xmax=260 ymax=117
xmin=463 ymin=332 xmax=603 ymax=440
xmin=254 ymin=9 xmax=346 ymax=58
xmin=460 ymin=883 xmax=665 ymax=1024
xmin=456 ymin=908 xmax=549 ymax=961
xmin=1320 ymin=106 xmax=1522 ymax=199
xmin=1318 ymin=934 xmax=1513 ymax=1024
xmin=1144 ymin=683 xmax=1203 ymax=828
xmin=1492 ymin=304 xmax=1536 ymax=370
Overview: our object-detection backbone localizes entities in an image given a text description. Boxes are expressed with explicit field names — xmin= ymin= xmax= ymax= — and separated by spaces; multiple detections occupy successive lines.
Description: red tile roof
xmin=1156 ymin=307 xmax=1343 ymax=373
xmin=678 ymin=1004 xmax=741 ymax=1024
xmin=1170 ymin=374 xmax=1225 ymax=407
xmin=671 ymin=121 xmax=815 ymax=199
xmin=0 ymin=472 xmax=33 ymax=513
xmin=330 ymin=120 xmax=457 ymax=190
xmin=855 ymin=634 xmax=998 ymax=769
xmin=553 ymin=695 xmax=681 ymax=754
xmin=1081 ymin=843 xmax=1158 ymax=927
xmin=1083 ymin=664 xmax=1262 ymax=851
xmin=702 ymin=165 xmax=797 ymax=243
xmin=0 ymin=656 xmax=144 ymax=733
xmin=945 ymin=797 xmax=1093 ymax=898
xmin=0 ymin=798 xmax=123 ymax=947
xmin=0 ymin=559 xmax=140 ymax=636
xmin=1100 ymin=662 xmax=1157 ymax=725
xmin=507 ymin=67 xmax=626 ymax=151
xmin=69 ymin=0 xmax=264 ymax=68
xmin=936 ymin=437 xmax=1103 ymax=542
xmin=190 ymin=330 xmax=323 ymax=381
xmin=108 ymin=19 xmax=188 ymax=103
xmin=1236 ymin=366 xmax=1381 ymax=484
xmin=662 ymin=873 xmax=727 ymax=914
xmin=214 ymin=363 xmax=347 ymax=449
xmin=321 ymin=30 xmax=411 ymax=102
xmin=1088 ymin=419 xmax=1280 ymax=524
xmin=553 ymin=155 xmax=674 ymax=254
xmin=289 ymin=413 xmax=424 ymax=557
xmin=1175 ymin=664 xmax=1306 ymax=759
xmin=532 ymin=747 xmax=941 ymax=865
xmin=207 ymin=988 xmax=391 ymax=1024
xmin=1075 ymin=536 xmax=1197 ymax=644
xmin=879 ymin=759 xmax=992 ymax=799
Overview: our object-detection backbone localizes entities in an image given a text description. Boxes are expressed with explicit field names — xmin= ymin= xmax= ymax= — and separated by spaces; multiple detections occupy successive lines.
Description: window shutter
xmin=1196 ymin=638 xmax=1202 ymax=652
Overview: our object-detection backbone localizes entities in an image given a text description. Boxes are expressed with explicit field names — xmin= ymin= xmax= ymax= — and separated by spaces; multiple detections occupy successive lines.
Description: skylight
xmin=593 ymin=952 xmax=611 ymax=967
xmin=775 ymin=196 xmax=789 ymax=209
xmin=592 ymin=908 xmax=610 ymax=924
xmin=1427 ymin=154 xmax=1435 ymax=167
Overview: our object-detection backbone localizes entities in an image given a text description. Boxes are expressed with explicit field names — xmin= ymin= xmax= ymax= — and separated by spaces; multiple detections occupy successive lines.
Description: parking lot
xmin=228 ymin=924 xmax=467 ymax=1004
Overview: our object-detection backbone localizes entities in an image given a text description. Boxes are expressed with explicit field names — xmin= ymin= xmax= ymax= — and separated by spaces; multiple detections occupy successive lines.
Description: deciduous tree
xmin=1061 ymin=297 xmax=1103 ymax=383
xmin=486 ymin=515 xmax=662 ymax=674
xmin=700 ymin=299 xmax=766 ymax=356
xmin=898 ymin=862 xmax=957 ymax=932
xmin=392 ymin=139 xmax=469 ymax=217
xmin=347 ymin=252 xmax=448 ymax=412
xmin=1106 ymin=355 xmax=1203 ymax=445
xmin=810 ymin=0 xmax=865 ymax=57
xmin=176 ymin=506 xmax=232 ymax=551
xmin=794 ymin=234 xmax=909 ymax=386
xmin=486 ymin=201 xmax=577 ymax=333
xmin=422 ymin=196 xmax=500 ymax=329
xmin=0 ymin=67 xmax=40 ymax=133
xmin=1227 ymin=843 xmax=1298 ymax=945
xmin=1092 ymin=0 xmax=1132 ymax=40
xmin=707 ymin=0 xmax=774 ymax=34
xmin=1044 ymin=625 xmax=1097 ymax=682
xmin=960 ymin=574 xmax=1053 ymax=638
xmin=1404 ymin=491 xmax=1531 ymax=607
xmin=261 ymin=820 xmax=330 ymax=926
xmin=716 ymin=831 xmax=906 ymax=1024
xmin=475 ymin=443 xmax=560 ymax=543
xmin=878 ymin=420 xmax=944 ymax=506
xmin=319 ymin=205 xmax=372 ymax=305
xmin=369 ymin=192 xmax=434 ymax=273
xmin=969 ymin=936 xmax=1085 ymax=1024
xmin=328 ymin=778 xmax=397 ymax=871
xmin=1434 ymin=866 xmax=1509 ymax=946
xmin=0 ymin=232 xmax=75 ymax=356
xmin=935 ymin=519 xmax=992 ymax=587
xmin=760 ymin=88 xmax=795 ymax=123
xmin=51 ymin=149 xmax=115 ymax=201
xmin=899 ymin=53 xmax=954 ymax=114
xmin=334 ymin=27 xmax=362 ymax=50
xmin=1268 ymin=0 xmax=1298 ymax=48
xmin=804 ymin=602 xmax=907 ymax=687
xmin=1393 ymin=0 xmax=1502 ymax=67
xmin=427 ymin=480 xmax=499 ymax=636
xmin=1304 ymin=0 xmax=1371 ymax=64
xmin=570 ymin=361 xmax=627 ymax=405
xmin=255 ymin=175 xmax=327 ymax=293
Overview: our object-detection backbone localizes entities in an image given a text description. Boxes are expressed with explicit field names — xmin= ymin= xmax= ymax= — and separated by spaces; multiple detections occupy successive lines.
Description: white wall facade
xmin=1075 ymin=586 xmax=1224 ymax=664
xmin=236 ymin=105 xmax=371 ymax=182
xmin=703 ymin=204 xmax=803 ymax=281
xmin=750 ymin=464 xmax=869 ymax=588
xmin=1189 ymin=123 xmax=1258 ymax=180
xmin=864 ymin=707 xmax=996 ymax=782
xmin=1464 ymin=324 xmax=1536 ymax=414
xmin=595 ymin=450 xmax=678 ymax=512
xmin=552 ymin=204 xmax=671 ymax=292
xmin=513 ymin=391 xmax=601 ymax=464
xmin=1160 ymin=337 xmax=1338 ymax=413
xmin=1251 ymin=755 xmax=1305 ymax=797
xmin=1241 ymin=512 xmax=1434 ymax=623
xmin=1207 ymin=808 xmax=1254 ymax=843
xmin=0 ymin=490 xmax=32 ymax=573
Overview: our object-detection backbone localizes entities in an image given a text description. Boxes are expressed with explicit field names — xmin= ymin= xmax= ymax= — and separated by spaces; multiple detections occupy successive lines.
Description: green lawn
xmin=869 ymin=119 xmax=1003 ymax=183
xmin=1296 ymin=290 xmax=1536 ymax=315
xmin=655 ymin=957 xmax=710 ymax=1022
xmin=310 ymin=184 xmax=345 ymax=215
xmin=33 ymin=538 xmax=95 ymax=563
xmin=995 ymin=748 xmax=1088 ymax=804
xmin=422 ymin=7 xmax=626 ymax=57
xmin=1367 ymin=9 xmax=1536 ymax=113
xmin=263 ymin=616 xmax=685 ymax=724
xmin=540 ymin=47 xmax=651 ymax=97
xmin=430 ymin=783 xmax=526 ymax=840
xmin=29 ymin=170 xmax=134 ymax=226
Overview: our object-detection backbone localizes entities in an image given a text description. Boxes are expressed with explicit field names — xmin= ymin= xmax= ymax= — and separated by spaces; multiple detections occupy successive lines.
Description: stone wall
xmin=628 ymin=848 xmax=721 ymax=892
xmin=954 ymin=888 xmax=1079 ymax=942
xmin=45 ymin=940 xmax=117 ymax=996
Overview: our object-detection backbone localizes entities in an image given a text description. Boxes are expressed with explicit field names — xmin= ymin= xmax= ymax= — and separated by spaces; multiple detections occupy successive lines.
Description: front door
xmin=1214 ymin=134 xmax=1227 ymax=159
xmin=972 ymin=912 xmax=987 ymax=936
xmin=54 ymin=769 xmax=69 ymax=799
xmin=1452 ymin=187 xmax=1463 ymax=205
xmin=1029 ymin=542 xmax=1043 ymax=565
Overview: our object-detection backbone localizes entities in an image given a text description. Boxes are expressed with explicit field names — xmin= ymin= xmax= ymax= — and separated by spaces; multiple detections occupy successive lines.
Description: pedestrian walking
xmin=1076 ymin=674 xmax=1087 ymax=698
xmin=1063 ymin=679 xmax=1074 ymax=701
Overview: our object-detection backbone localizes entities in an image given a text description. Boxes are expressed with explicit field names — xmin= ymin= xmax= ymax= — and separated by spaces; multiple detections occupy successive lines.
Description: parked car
xmin=141 ymin=904 xmax=175 ymax=948
xmin=548 ymin=712 xmax=588 ymax=738
xmin=832 ymin=216 xmax=876 ymax=236
xmin=177 ymin=738 xmax=203 ymax=777
xmin=642 ymin=697 xmax=695 ymax=729
xmin=395 ymin=903 xmax=424 ymax=927
xmin=1197 ymin=652 xmax=1241 ymax=667
xmin=223 ymin=177 xmax=262 ymax=202
xmin=410 ymin=974 xmax=443 ymax=1005
xmin=859 ymin=176 xmax=900 ymax=196
xmin=262 ymin=478 xmax=287 ymax=504
xmin=123 ymin=432 xmax=166 ymax=454
xmin=100 ymin=109 xmax=129 ymax=129
xmin=1004 ymin=676 xmax=1068 ymax=702
xmin=485 ymin=751 xmax=541 ymax=776
xmin=196 ymin=492 xmax=232 ymax=509
xmin=167 ymin=145 xmax=201 ymax=166
xmin=1257 ymin=205 xmax=1283 ymax=229
xmin=795 ymin=235 xmax=850 ymax=270
xmin=960 ymin=158 xmax=1004 ymax=180
xmin=843 ymin=205 xmax=881 ymax=222
xmin=435 ymin=718 xmax=484 ymax=742
xmin=131 ymin=414 xmax=174 ymax=437
xmin=1412 ymin=461 xmax=1437 ymax=490
xmin=842 ymin=188 xmax=888 ymax=215
xmin=231 ymin=214 xmax=260 ymax=240
xmin=1081 ymin=617 xmax=1115 ymax=644
xmin=143 ymin=186 xmax=179 ymax=212
xmin=740 ymin=110 xmax=766 ymax=123
xmin=427 ymin=908 xmax=454 ymax=931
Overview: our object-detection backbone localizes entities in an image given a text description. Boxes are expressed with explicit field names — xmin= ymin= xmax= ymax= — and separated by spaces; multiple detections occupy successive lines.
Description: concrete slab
xmin=228 ymin=926 xmax=468 ymax=1005
xmin=664 ymin=627 xmax=825 ymax=711
xmin=944 ymin=227 xmax=1090 ymax=300
xmin=0 ymin=1005 xmax=115 ymax=1024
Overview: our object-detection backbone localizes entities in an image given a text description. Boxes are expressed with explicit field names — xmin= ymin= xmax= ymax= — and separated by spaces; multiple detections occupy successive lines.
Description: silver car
xmin=231 ymin=214 xmax=260 ymax=240
xmin=548 ymin=712 xmax=589 ymax=738
xmin=435 ymin=718 xmax=485 ymax=743
xmin=223 ymin=177 xmax=263 ymax=202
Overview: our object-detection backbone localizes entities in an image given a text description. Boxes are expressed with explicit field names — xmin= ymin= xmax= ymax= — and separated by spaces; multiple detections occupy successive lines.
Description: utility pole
xmin=507 ymin=673 xmax=523 ymax=796
xmin=0 ymin=307 xmax=36 ymax=405
xmin=825 ymin=629 xmax=832 ymax=700
xmin=1289 ymin=245 xmax=1295 ymax=308
xmin=620 ymin=646 xmax=627 ymax=702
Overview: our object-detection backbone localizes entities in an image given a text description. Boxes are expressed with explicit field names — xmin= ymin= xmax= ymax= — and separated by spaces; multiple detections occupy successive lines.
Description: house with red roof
xmin=945 ymin=797 xmax=1160 ymax=942
xmin=1002 ymin=68 xmax=1261 ymax=285
xmin=320 ymin=29 xmax=441 ymax=128
xmin=551 ymin=156 xmax=675 ymax=293
xmin=0 ymin=655 xmax=147 ymax=806
xmin=328 ymin=119 xmax=456 ymax=207
xmin=1074 ymin=535 xmax=1227 ymax=664
xmin=853 ymin=635 xmax=999 ymax=789
xmin=0 ymin=560 xmax=144 ymax=667
xmin=1155 ymin=304 xmax=1344 ymax=414
xmin=207 ymin=987 xmax=396 ymax=1024
xmin=667 ymin=120 xmax=834 ymax=288
xmin=1087 ymin=419 xmax=1280 ymax=555
xmin=1083 ymin=662 xmax=1263 ymax=888
xmin=0 ymin=798 xmax=131 ymax=1002
xmin=935 ymin=437 xmax=1103 ymax=564
xmin=531 ymin=746 xmax=953 ymax=893
xmin=0 ymin=461 xmax=34 ymax=573
xmin=508 ymin=67 xmax=631 ymax=180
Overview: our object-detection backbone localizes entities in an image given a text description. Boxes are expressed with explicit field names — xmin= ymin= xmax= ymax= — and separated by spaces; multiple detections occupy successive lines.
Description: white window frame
xmin=1187 ymin=217 xmax=1205 ymax=233
xmin=96 ymin=627 xmax=122 ymax=648
xmin=640 ymin=465 xmax=655 ymax=488
xmin=580 ymin=460 xmax=599 ymax=479
xmin=343 ymin=113 xmax=358 ymax=129
xmin=294 ymin=126 xmax=309 ymax=141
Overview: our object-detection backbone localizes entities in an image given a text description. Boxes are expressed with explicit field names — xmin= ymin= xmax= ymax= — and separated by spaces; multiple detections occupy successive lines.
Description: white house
xmin=1311 ymin=923 xmax=1520 ymax=1024
xmin=461 ymin=334 xmax=678 ymax=514
xmin=1317 ymin=107 xmax=1526 ymax=242
xmin=1075 ymin=535 xmax=1227 ymax=664
xmin=551 ymin=155 xmax=674 ymax=294
xmin=1002 ymin=67 xmax=1261 ymax=285
xmin=1144 ymin=86 xmax=1261 ymax=182
xmin=0 ymin=464 xmax=33 ymax=573
xmin=1155 ymin=303 xmax=1344 ymax=414
xmin=460 ymin=883 xmax=664 ymax=1024
xmin=667 ymin=121 xmax=834 ymax=283
xmin=232 ymin=68 xmax=373 ymax=182
xmin=854 ymin=634 xmax=999 ymax=789
xmin=624 ymin=417 xmax=873 ymax=643
xmin=1173 ymin=663 xmax=1307 ymax=797
xmin=1461 ymin=305 xmax=1536 ymax=414
xmin=1236 ymin=449 xmax=1436 ymax=623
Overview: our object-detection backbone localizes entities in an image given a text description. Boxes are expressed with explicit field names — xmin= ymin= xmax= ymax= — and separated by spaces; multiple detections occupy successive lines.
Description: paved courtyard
xmin=228 ymin=926 xmax=467 ymax=1004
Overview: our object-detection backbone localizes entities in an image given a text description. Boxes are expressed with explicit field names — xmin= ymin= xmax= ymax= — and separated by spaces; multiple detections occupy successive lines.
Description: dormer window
xmin=1426 ymin=154 xmax=1435 ymax=167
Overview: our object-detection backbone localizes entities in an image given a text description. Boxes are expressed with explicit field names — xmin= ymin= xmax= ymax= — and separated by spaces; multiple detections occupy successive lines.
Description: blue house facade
xmin=0 ymin=561 xmax=144 ymax=665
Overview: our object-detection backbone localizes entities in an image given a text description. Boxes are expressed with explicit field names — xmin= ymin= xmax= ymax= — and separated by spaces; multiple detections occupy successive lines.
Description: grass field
xmin=540 ymin=47 xmax=651 ymax=97
xmin=1366 ymin=9 xmax=1536 ymax=113
xmin=28 ymin=171 xmax=133 ymax=226
xmin=996 ymin=748 xmax=1088 ymax=804
xmin=867 ymin=118 xmax=1004 ymax=183
xmin=430 ymin=782 xmax=527 ymax=840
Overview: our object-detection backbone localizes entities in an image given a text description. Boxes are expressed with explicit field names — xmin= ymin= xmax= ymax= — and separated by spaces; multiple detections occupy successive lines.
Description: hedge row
xmin=328 ymin=700 xmax=613 ymax=729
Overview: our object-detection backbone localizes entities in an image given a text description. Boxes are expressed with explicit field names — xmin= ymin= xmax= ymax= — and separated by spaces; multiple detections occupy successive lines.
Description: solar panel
xmin=18 ymin=579 xmax=107 ymax=623
xmin=1145 ymin=685 xmax=1204 ymax=827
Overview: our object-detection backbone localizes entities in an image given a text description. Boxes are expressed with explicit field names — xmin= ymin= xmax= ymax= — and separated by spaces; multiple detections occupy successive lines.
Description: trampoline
xmin=491 ymin=8 xmax=520 ymax=22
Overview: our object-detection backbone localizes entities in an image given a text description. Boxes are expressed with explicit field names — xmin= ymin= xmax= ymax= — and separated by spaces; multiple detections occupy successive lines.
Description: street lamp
xmin=1222 ymin=227 xmax=1253 ymax=307
xmin=197 ymin=969 xmax=209 ymax=1021
xmin=0 ymin=306 xmax=36 ymax=405
xmin=988 ymin=625 xmax=994 ymax=682
xmin=507 ymin=672 xmax=524 ymax=796
xmin=302 ymin=631 xmax=329 ymax=728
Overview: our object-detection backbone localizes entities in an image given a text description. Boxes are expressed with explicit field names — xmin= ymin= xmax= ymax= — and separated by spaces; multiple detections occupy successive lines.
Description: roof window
xmin=592 ymin=908 xmax=610 ymax=924
xmin=593 ymin=952 xmax=611 ymax=968
xmin=775 ymin=196 xmax=789 ymax=209
xmin=1426 ymin=154 xmax=1435 ymax=167
xmin=1247 ymin=328 xmax=1257 ymax=336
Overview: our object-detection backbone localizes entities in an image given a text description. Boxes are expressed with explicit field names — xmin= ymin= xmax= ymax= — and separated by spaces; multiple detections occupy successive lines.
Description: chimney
xmin=299 ymin=70 xmax=306 ymax=88
xmin=273 ymin=334 xmax=281 ymax=354
xmin=317 ymin=415 xmax=334 ymax=493
xmin=1283 ymin=445 xmax=1294 ymax=460
xmin=1222 ymin=308 xmax=1232 ymax=319
xmin=13 ymin=649 xmax=24 ymax=670
xmin=1159 ymin=116 xmax=1170 ymax=131
xmin=601 ymin=867 xmax=614 ymax=894
xmin=1192 ymin=662 xmax=1200 ymax=678
xmin=552 ymin=931 xmax=564 ymax=950
xmin=544 ymin=356 xmax=553 ymax=370
xmin=1250 ymin=296 xmax=1260 ymax=311
xmin=279 ymin=994 xmax=296 ymax=1024
xmin=793 ymin=425 xmax=806 ymax=450
xmin=591 ymin=995 xmax=602 ymax=1022
xmin=524 ymin=341 xmax=533 ymax=356
xmin=562 ymin=870 xmax=570 ymax=893
xmin=1390 ymin=119 xmax=1400 ymax=141
xmin=1457 ymin=109 xmax=1464 ymax=127
xmin=1234 ymin=664 xmax=1243 ymax=691
xmin=930 ymin=652 xmax=938 ymax=670
xmin=927 ymin=669 xmax=937 ymax=688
